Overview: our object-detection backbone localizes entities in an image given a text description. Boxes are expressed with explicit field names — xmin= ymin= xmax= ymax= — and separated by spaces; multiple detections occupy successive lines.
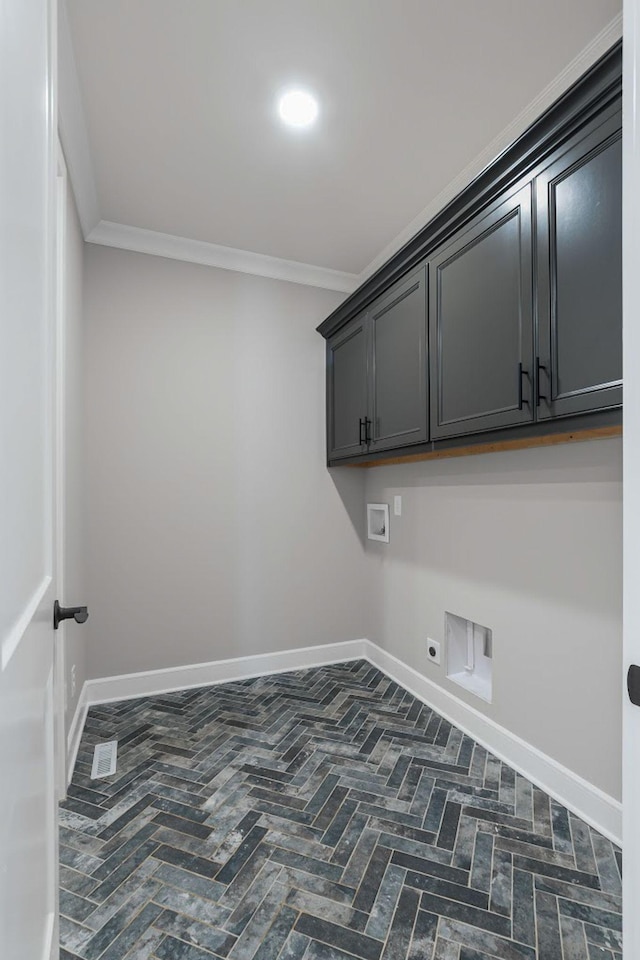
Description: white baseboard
xmin=362 ymin=640 xmax=622 ymax=847
xmin=83 ymin=639 xmax=368 ymax=705
xmin=66 ymin=684 xmax=88 ymax=787
xmin=70 ymin=637 xmax=621 ymax=845
xmin=43 ymin=910 xmax=56 ymax=960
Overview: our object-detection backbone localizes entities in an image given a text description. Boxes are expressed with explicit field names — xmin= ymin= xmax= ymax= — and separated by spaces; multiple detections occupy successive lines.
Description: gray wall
xmin=83 ymin=245 xmax=368 ymax=679
xmin=364 ymin=439 xmax=622 ymax=800
xmin=63 ymin=178 xmax=87 ymax=738
xmin=83 ymin=243 xmax=622 ymax=801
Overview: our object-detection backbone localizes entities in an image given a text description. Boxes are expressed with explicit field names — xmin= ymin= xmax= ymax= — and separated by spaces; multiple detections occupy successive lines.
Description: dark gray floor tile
xmin=407 ymin=910 xmax=438 ymax=960
xmin=437 ymin=918 xmax=536 ymax=959
xmin=153 ymin=908 xmax=236 ymax=955
xmin=270 ymin=845 xmax=344 ymax=883
xmin=151 ymin=882 xmax=232 ymax=927
xmin=489 ymin=848 xmax=512 ymax=918
xmin=215 ymin=826 xmax=268 ymax=884
xmin=228 ymin=880 xmax=289 ymax=958
xmin=512 ymin=869 xmax=535 ymax=948
xmin=91 ymin=838 xmax=160 ymax=902
xmin=278 ymin=931 xmax=311 ymax=960
xmin=58 ymin=661 xmax=621 ymax=960
xmin=556 ymin=897 xmax=622 ymax=934
xmin=391 ymin=850 xmax=470 ymax=886
xmin=380 ymin=886 xmax=420 ymax=960
xmin=559 ymin=913 xmax=589 ymax=960
xmin=352 ymin=845 xmax=392 ymax=913
xmin=511 ymin=855 xmax=600 ymax=889
xmin=295 ymin=912 xmax=383 ymax=960
xmin=153 ymin=934 xmax=222 ymax=959
xmin=252 ymin=904 xmax=299 ymax=960
xmin=152 ymin=844 xmax=222 ymax=880
xmin=419 ymin=892 xmax=511 ymax=938
xmin=286 ymin=884 xmax=368 ymax=933
xmin=534 ymin=890 xmax=562 ymax=959
xmin=151 ymin=811 xmax=213 ymax=840
xmin=404 ymin=871 xmax=488 ymax=910
xmin=225 ymin=860 xmax=283 ymax=935
xmin=59 ymin=889 xmax=98 ymax=923
xmin=153 ymin=862 xmax=226 ymax=902
xmin=88 ymin=901 xmax=163 ymax=960
xmin=469 ymin=831 xmax=493 ymax=894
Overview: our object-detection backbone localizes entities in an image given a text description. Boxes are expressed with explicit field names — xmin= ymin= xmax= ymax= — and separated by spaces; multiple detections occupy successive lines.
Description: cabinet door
xmin=536 ymin=111 xmax=622 ymax=420
xmin=327 ymin=315 xmax=368 ymax=460
xmin=368 ymin=266 xmax=428 ymax=452
xmin=429 ymin=186 xmax=534 ymax=439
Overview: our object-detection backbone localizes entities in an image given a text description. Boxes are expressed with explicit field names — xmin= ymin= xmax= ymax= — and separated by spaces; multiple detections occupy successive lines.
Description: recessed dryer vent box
xmin=446 ymin=612 xmax=492 ymax=702
xmin=367 ymin=503 xmax=390 ymax=542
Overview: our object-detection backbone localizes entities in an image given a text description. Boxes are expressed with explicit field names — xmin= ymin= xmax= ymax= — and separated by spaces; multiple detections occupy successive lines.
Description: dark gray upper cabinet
xmin=367 ymin=266 xmax=428 ymax=452
xmin=318 ymin=44 xmax=622 ymax=465
xmin=428 ymin=186 xmax=534 ymax=439
xmin=327 ymin=315 xmax=368 ymax=461
xmin=535 ymin=108 xmax=622 ymax=420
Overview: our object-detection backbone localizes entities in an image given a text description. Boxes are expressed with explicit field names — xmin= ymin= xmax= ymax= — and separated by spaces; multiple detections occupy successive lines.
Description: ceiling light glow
xmin=278 ymin=89 xmax=318 ymax=128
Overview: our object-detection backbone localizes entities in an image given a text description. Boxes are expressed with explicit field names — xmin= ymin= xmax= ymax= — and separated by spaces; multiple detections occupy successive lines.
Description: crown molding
xmin=358 ymin=12 xmax=623 ymax=283
xmin=86 ymin=220 xmax=360 ymax=293
xmin=62 ymin=8 xmax=621 ymax=294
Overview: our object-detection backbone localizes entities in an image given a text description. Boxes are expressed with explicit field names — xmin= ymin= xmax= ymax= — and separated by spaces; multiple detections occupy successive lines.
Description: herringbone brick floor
xmin=59 ymin=660 xmax=622 ymax=959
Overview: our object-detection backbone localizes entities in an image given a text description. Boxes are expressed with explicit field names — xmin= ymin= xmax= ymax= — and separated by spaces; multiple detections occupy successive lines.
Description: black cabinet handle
xmin=518 ymin=363 xmax=530 ymax=410
xmin=54 ymin=600 xmax=89 ymax=631
xmin=358 ymin=418 xmax=371 ymax=445
xmin=536 ymin=356 xmax=548 ymax=406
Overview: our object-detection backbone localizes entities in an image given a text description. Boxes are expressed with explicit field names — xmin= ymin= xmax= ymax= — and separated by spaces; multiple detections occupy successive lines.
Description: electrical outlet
xmin=426 ymin=639 xmax=441 ymax=665
xmin=71 ymin=664 xmax=76 ymax=698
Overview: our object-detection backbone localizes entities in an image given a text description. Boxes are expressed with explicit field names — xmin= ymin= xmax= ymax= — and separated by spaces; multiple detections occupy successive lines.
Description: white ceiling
xmin=65 ymin=0 xmax=621 ymax=279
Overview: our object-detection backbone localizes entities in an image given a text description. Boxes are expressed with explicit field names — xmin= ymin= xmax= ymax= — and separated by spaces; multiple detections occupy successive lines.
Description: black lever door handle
xmin=628 ymin=665 xmax=640 ymax=706
xmin=54 ymin=600 xmax=89 ymax=630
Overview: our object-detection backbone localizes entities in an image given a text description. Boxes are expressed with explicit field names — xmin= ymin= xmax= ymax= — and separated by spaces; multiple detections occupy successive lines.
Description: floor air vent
xmin=91 ymin=740 xmax=118 ymax=779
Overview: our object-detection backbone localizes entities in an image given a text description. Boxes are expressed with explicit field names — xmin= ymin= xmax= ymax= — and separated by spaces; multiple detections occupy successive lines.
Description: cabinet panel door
xmin=536 ymin=111 xmax=622 ymax=419
xmin=368 ymin=266 xmax=428 ymax=452
xmin=327 ymin=316 xmax=368 ymax=460
xmin=429 ymin=186 xmax=534 ymax=439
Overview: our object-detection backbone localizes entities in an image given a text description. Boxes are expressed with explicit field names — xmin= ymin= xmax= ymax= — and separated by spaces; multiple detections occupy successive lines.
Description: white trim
xmin=622 ymin=0 xmax=640 ymax=947
xmin=362 ymin=641 xmax=622 ymax=846
xmin=83 ymin=639 xmax=367 ymax=705
xmin=358 ymin=13 xmax=623 ymax=282
xmin=86 ymin=221 xmax=360 ymax=294
xmin=66 ymin=681 xmax=87 ymax=786
xmin=42 ymin=910 xmax=55 ymax=960
xmin=57 ymin=0 xmax=100 ymax=236
xmin=46 ymin=0 xmax=61 ymax=949
xmin=53 ymin=139 xmax=68 ymax=800
xmin=71 ymin=638 xmax=621 ymax=844
xmin=1 ymin=575 xmax=53 ymax=671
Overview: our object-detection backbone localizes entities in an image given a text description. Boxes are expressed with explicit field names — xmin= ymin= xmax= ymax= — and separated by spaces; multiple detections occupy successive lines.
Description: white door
xmin=624 ymin=1 xmax=640 ymax=957
xmin=0 ymin=2 xmax=60 ymax=960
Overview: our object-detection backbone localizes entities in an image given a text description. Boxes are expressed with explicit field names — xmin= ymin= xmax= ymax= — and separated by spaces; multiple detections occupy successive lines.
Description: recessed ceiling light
xmin=278 ymin=89 xmax=319 ymax=129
